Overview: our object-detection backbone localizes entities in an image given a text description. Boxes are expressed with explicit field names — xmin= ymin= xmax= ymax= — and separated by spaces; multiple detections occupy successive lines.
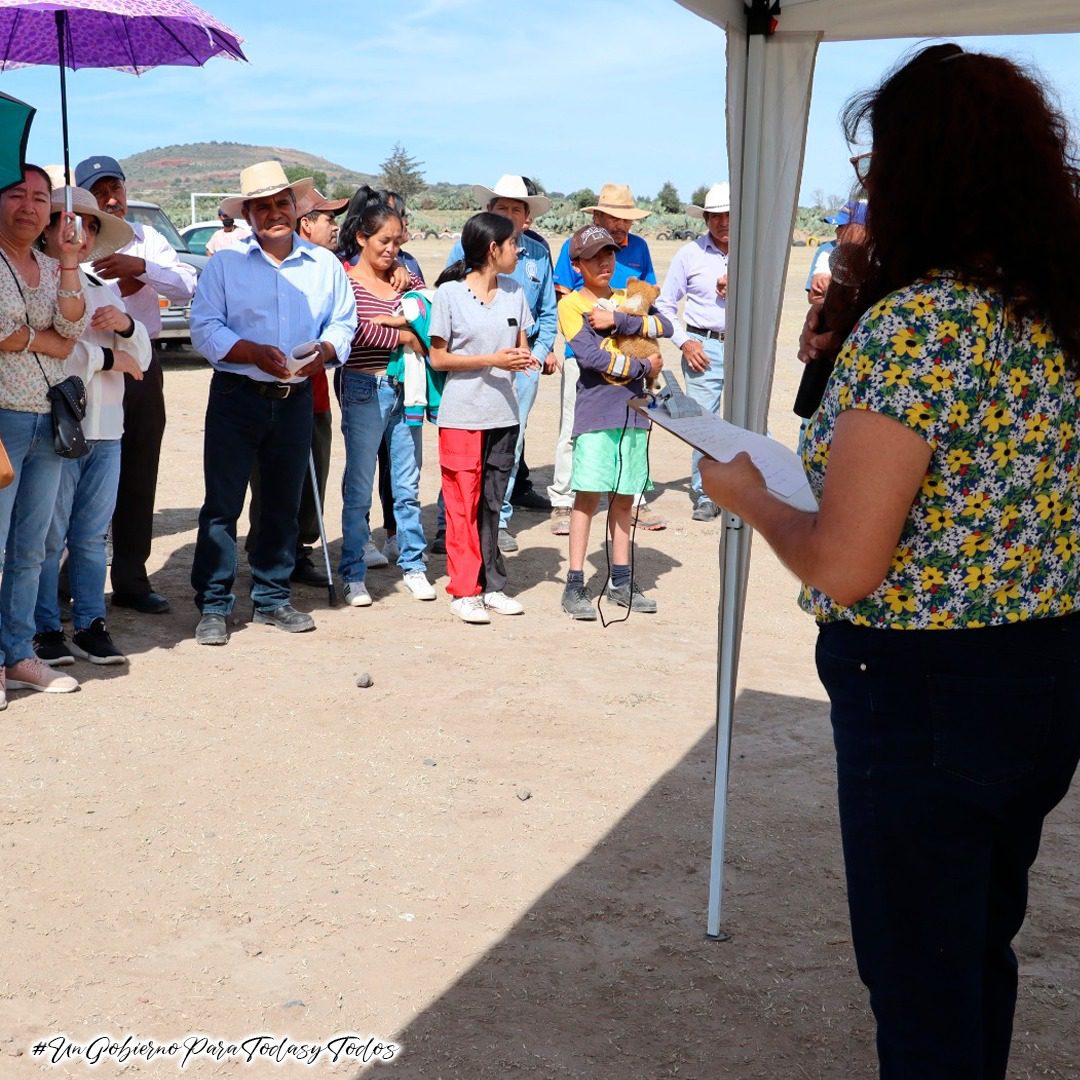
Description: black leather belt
xmin=686 ymin=324 xmax=725 ymax=341
xmin=218 ymin=372 xmax=296 ymax=399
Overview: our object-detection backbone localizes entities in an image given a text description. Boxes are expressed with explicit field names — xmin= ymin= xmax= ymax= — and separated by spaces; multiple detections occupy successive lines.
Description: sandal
xmin=631 ymin=504 xmax=668 ymax=531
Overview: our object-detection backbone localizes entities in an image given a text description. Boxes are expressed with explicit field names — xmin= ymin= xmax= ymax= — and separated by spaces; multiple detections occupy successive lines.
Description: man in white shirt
xmin=75 ymin=155 xmax=197 ymax=615
xmin=204 ymin=205 xmax=251 ymax=255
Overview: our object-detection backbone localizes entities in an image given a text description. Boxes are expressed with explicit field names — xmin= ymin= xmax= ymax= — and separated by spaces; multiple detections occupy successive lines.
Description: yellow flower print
xmin=868 ymin=297 xmax=896 ymax=320
xmin=963 ymin=492 xmax=993 ymax=518
xmin=960 ymin=531 xmax=991 ymax=557
xmin=935 ymin=320 xmax=960 ymax=342
xmin=964 ymin=565 xmax=994 ymax=591
xmin=891 ymin=329 xmax=923 ymax=359
xmin=945 ymin=401 xmax=970 ymax=427
xmin=925 ymin=507 xmax=956 ymax=533
xmin=1034 ymin=587 xmax=1056 ymax=616
xmin=920 ymin=473 xmax=948 ymax=499
xmin=999 ymin=503 xmax=1020 ymax=529
xmin=971 ymin=338 xmax=989 ymax=370
xmin=982 ymin=404 xmax=1012 ymax=433
xmin=1005 ymin=610 xmax=1029 ymax=624
xmin=813 ymin=443 xmax=829 ymax=467
xmin=854 ymin=354 xmax=873 ymax=378
xmin=928 ymin=610 xmax=956 ymax=629
xmin=992 ymin=581 xmax=1021 ymax=606
xmin=921 ymin=566 xmax=946 ymax=591
xmin=1061 ymin=594 xmax=1075 ymax=614
xmin=1024 ymin=547 xmax=1042 ymax=574
xmin=990 ymin=439 xmax=1019 ymax=469
xmin=884 ymin=585 xmax=918 ymax=614
xmin=851 ymin=613 xmax=872 ymax=627
xmin=905 ymin=402 xmax=934 ymax=431
xmin=1034 ymin=457 xmax=1056 ymax=486
xmin=905 ymin=293 xmax=935 ymax=318
xmin=1061 ymin=420 xmax=1075 ymax=448
xmin=1054 ymin=533 xmax=1079 ymax=562
xmin=1044 ymin=353 xmax=1066 ymax=385
xmin=883 ymin=362 xmax=912 ymax=388
xmin=1023 ymin=413 xmax=1050 ymax=445
xmin=920 ymin=365 xmax=953 ymax=393
xmin=1030 ymin=322 xmax=1052 ymax=349
xmin=1001 ymin=545 xmax=1028 ymax=572
xmin=838 ymin=384 xmax=854 ymax=409
xmin=973 ymin=301 xmax=993 ymax=330
xmin=946 ymin=448 xmax=974 ymax=473
xmin=1034 ymin=492 xmax=1058 ymax=521
xmin=1007 ymin=367 xmax=1032 ymax=396
xmin=890 ymin=545 xmax=913 ymax=573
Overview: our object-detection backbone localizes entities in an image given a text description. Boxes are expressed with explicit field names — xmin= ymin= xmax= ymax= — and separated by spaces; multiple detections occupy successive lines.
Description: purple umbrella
xmin=0 ymin=0 xmax=246 ymax=204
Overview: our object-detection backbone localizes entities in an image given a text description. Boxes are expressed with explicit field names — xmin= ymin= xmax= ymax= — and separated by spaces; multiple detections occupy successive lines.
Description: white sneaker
xmin=0 ymin=669 xmax=6 ymax=711
xmin=6 ymin=657 xmax=79 ymax=693
xmin=363 ymin=540 xmax=389 ymax=568
xmin=403 ymin=570 xmax=436 ymax=601
xmin=450 ymin=595 xmax=490 ymax=624
xmin=483 ymin=591 xmax=524 ymax=615
xmin=383 ymin=535 xmax=400 ymax=562
xmin=343 ymin=581 xmax=372 ymax=607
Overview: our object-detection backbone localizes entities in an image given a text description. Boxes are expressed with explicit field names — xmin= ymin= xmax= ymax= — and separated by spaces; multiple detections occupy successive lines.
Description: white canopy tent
xmin=673 ymin=0 xmax=1080 ymax=937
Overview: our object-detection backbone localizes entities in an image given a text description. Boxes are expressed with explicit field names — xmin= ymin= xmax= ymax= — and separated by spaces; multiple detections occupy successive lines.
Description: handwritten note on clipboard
xmin=631 ymin=399 xmax=818 ymax=512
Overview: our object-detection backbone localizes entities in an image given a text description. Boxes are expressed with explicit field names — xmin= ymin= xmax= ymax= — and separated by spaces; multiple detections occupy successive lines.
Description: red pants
xmin=439 ymin=425 xmax=517 ymax=597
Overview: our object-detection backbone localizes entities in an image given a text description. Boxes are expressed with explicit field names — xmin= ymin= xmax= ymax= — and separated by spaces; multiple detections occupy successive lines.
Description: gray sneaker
xmin=561 ymin=584 xmax=597 ymax=621
xmin=497 ymin=528 xmax=519 ymax=553
xmin=606 ymin=582 xmax=658 ymax=613
xmin=692 ymin=497 xmax=720 ymax=521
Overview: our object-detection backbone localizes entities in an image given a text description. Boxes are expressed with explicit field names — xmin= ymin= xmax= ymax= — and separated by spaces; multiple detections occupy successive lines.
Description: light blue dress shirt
xmin=191 ymin=236 xmax=357 ymax=382
xmin=446 ymin=232 xmax=557 ymax=363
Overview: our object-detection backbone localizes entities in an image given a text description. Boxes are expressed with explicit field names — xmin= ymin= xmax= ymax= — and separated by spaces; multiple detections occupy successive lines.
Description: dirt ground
xmin=2 ymin=241 xmax=1076 ymax=1079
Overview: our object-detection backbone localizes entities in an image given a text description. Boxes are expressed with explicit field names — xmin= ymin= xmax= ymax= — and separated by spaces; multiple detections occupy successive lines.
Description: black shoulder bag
xmin=0 ymin=248 xmax=89 ymax=459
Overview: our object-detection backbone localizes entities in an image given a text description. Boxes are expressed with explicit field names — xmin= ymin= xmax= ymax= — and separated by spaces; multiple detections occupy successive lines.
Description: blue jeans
xmin=817 ymin=616 xmax=1080 ymax=1079
xmin=191 ymin=374 xmax=312 ymax=615
xmin=681 ymin=332 xmax=725 ymax=501
xmin=338 ymin=371 xmax=425 ymax=584
xmin=0 ymin=409 xmax=64 ymax=665
xmin=36 ymin=438 xmax=122 ymax=632
xmin=499 ymin=367 xmax=540 ymax=529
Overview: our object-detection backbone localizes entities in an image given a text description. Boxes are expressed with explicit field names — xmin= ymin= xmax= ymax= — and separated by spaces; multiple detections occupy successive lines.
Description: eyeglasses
xmin=850 ymin=152 xmax=872 ymax=185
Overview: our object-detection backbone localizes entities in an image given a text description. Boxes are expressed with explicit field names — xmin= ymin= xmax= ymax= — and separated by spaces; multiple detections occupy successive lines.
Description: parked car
xmin=180 ymin=219 xmax=221 ymax=256
xmin=125 ymin=200 xmax=207 ymax=348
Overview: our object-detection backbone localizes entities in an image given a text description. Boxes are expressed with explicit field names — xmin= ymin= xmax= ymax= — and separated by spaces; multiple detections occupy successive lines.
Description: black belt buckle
xmin=686 ymin=324 xmax=725 ymax=341
xmin=254 ymin=380 xmax=292 ymax=399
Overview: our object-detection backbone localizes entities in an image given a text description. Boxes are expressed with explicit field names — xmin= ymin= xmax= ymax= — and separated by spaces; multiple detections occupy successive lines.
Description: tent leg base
xmin=705 ymin=930 xmax=732 ymax=942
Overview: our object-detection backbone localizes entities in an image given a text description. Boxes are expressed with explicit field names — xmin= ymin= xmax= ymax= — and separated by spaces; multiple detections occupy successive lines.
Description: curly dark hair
xmin=842 ymin=43 xmax=1080 ymax=369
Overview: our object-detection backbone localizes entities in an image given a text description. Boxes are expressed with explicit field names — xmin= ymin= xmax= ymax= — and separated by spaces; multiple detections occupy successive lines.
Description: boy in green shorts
xmin=557 ymin=224 xmax=672 ymax=620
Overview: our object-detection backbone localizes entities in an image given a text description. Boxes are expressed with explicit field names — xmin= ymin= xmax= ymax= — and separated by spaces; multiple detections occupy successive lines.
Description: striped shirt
xmin=345 ymin=270 xmax=424 ymax=374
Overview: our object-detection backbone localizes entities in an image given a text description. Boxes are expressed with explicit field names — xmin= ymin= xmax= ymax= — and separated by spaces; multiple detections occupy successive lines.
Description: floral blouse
xmin=800 ymin=270 xmax=1080 ymax=629
xmin=0 ymin=249 xmax=88 ymax=414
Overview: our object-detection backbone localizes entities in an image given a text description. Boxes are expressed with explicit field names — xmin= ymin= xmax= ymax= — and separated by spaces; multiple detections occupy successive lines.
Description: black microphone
xmin=793 ymin=243 xmax=864 ymax=419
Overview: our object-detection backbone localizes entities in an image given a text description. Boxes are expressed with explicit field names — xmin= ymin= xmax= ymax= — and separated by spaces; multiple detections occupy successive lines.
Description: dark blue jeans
xmin=816 ymin=615 xmax=1080 ymax=1080
xmin=191 ymin=373 xmax=312 ymax=615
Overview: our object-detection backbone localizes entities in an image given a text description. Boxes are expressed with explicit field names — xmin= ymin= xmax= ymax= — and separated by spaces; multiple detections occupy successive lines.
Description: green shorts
xmin=570 ymin=427 xmax=652 ymax=496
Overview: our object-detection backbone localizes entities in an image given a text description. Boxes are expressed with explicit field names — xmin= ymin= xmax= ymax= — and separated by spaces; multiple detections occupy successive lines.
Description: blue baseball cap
xmin=74 ymin=155 xmax=125 ymax=190
xmin=823 ymin=200 xmax=868 ymax=226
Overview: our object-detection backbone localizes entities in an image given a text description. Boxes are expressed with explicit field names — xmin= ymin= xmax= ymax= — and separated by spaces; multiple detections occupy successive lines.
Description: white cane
xmin=308 ymin=451 xmax=337 ymax=607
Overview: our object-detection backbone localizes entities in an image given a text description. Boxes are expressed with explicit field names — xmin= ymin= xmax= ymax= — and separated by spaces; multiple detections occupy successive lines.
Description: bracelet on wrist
xmin=59 ymin=264 xmax=80 ymax=272
xmin=24 ymin=325 xmax=36 ymax=352
xmin=57 ymin=287 xmax=83 ymax=299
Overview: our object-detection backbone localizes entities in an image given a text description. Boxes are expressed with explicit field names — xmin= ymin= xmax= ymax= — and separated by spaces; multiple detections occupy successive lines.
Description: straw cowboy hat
xmin=219 ymin=161 xmax=314 ymax=219
xmin=471 ymin=174 xmax=551 ymax=217
xmin=686 ymin=182 xmax=731 ymax=218
xmin=582 ymin=183 xmax=651 ymax=221
xmin=49 ymin=185 xmax=133 ymax=261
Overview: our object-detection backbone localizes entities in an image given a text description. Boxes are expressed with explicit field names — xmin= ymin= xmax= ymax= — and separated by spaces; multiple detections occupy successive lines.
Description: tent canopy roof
xmin=678 ymin=0 xmax=1080 ymax=40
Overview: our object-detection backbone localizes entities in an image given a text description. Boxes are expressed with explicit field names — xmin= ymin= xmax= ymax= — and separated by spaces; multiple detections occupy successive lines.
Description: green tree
xmin=690 ymin=184 xmax=710 ymax=209
xmin=284 ymin=165 xmax=328 ymax=193
xmin=570 ymin=187 xmax=598 ymax=209
xmin=378 ymin=143 xmax=425 ymax=202
xmin=656 ymin=181 xmax=681 ymax=213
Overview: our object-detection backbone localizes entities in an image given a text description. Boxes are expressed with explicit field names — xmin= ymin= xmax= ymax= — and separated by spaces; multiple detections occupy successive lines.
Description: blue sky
xmin=1 ymin=0 xmax=1077 ymax=209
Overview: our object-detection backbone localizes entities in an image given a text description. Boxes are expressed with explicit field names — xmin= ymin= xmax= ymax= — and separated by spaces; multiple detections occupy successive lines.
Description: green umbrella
xmin=0 ymin=89 xmax=34 ymax=191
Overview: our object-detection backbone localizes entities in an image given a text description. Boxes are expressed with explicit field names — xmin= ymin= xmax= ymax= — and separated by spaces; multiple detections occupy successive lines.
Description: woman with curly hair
xmin=704 ymin=44 xmax=1080 ymax=1078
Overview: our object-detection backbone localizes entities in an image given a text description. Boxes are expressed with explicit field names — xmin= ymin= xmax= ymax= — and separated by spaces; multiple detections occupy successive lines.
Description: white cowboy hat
xmin=219 ymin=161 xmax=314 ymax=219
xmin=581 ymin=183 xmax=651 ymax=222
xmin=471 ymin=175 xmax=551 ymax=217
xmin=686 ymin=182 xmax=731 ymax=218
xmin=49 ymin=185 xmax=133 ymax=261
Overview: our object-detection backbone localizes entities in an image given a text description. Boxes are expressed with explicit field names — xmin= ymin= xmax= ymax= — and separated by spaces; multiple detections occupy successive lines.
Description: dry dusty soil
xmin=2 ymin=241 xmax=1076 ymax=1079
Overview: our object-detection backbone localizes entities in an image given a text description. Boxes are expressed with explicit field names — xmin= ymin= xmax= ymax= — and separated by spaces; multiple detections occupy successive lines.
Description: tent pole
xmin=706 ymin=21 xmax=770 ymax=940
xmin=55 ymin=10 xmax=73 ymax=214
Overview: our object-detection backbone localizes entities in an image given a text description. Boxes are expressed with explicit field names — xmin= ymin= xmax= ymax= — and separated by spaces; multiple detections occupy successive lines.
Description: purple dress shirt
xmin=655 ymin=233 xmax=728 ymax=348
